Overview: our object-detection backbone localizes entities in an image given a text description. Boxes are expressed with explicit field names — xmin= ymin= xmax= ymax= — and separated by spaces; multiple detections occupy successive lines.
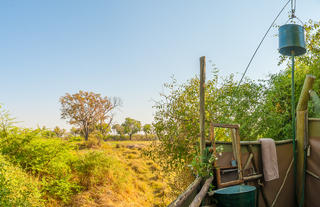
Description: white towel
xmin=260 ymin=138 xmax=279 ymax=181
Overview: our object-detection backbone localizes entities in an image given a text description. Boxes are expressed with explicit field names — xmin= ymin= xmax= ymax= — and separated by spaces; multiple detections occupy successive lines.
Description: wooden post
xmin=200 ymin=56 xmax=206 ymax=160
xmin=168 ymin=177 xmax=203 ymax=207
xmin=296 ymin=75 xmax=316 ymax=111
xmin=190 ymin=176 xmax=213 ymax=207
xmin=235 ymin=127 xmax=243 ymax=180
xmin=296 ymin=75 xmax=315 ymax=205
xmin=231 ymin=129 xmax=238 ymax=161
xmin=296 ymin=110 xmax=307 ymax=205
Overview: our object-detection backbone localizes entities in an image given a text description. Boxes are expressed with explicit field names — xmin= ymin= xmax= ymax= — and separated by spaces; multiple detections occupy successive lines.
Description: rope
xmin=306 ymin=170 xmax=320 ymax=181
xmin=271 ymin=158 xmax=294 ymax=207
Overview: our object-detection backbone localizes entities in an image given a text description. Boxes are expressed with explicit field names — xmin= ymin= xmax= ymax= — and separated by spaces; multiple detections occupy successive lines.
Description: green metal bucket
xmin=279 ymin=24 xmax=306 ymax=56
xmin=214 ymin=185 xmax=256 ymax=207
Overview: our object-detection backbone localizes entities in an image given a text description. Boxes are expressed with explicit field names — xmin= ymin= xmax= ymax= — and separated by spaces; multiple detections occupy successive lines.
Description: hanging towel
xmin=260 ymin=138 xmax=279 ymax=181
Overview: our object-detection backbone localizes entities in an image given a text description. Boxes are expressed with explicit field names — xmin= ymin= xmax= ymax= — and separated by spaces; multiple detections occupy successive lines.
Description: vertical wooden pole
xmin=235 ymin=128 xmax=243 ymax=180
xmin=296 ymin=75 xmax=315 ymax=206
xmin=200 ymin=56 xmax=206 ymax=160
xmin=296 ymin=75 xmax=316 ymax=111
xmin=231 ymin=127 xmax=243 ymax=180
xmin=210 ymin=123 xmax=221 ymax=188
xmin=231 ymin=129 xmax=238 ymax=161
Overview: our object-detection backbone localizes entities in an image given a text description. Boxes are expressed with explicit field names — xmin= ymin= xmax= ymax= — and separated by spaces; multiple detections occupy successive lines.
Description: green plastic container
xmin=214 ymin=185 xmax=256 ymax=207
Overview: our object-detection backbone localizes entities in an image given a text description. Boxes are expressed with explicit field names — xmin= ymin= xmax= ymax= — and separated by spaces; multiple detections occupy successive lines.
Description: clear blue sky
xmin=1 ymin=0 xmax=319 ymax=129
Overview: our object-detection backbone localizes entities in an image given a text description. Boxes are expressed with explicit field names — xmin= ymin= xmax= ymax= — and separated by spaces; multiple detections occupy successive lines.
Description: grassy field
xmin=0 ymin=128 xmax=193 ymax=207
xmin=71 ymin=141 xmax=193 ymax=207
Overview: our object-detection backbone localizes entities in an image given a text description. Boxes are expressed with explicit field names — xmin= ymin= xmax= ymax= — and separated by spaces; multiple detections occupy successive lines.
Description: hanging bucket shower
xmin=279 ymin=23 xmax=306 ymax=56
xmin=278 ymin=8 xmax=307 ymax=206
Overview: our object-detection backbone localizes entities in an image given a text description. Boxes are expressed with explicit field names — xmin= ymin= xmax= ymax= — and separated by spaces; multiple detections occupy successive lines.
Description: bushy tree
xmin=151 ymin=72 xmax=264 ymax=170
xmin=143 ymin=124 xmax=152 ymax=139
xmin=70 ymin=127 xmax=80 ymax=136
xmin=60 ymin=91 xmax=121 ymax=141
xmin=121 ymin=118 xmax=141 ymax=140
xmin=53 ymin=126 xmax=66 ymax=138
xmin=0 ymin=105 xmax=15 ymax=137
xmin=112 ymin=124 xmax=124 ymax=137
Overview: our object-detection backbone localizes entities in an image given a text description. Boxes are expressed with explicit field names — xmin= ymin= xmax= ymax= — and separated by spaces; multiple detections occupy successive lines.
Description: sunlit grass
xmin=0 ymin=134 xmax=191 ymax=207
xmin=71 ymin=140 xmax=186 ymax=207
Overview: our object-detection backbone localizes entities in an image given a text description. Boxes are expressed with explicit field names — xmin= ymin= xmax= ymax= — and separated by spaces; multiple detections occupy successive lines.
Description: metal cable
xmin=291 ymin=0 xmax=297 ymax=19
xmin=296 ymin=16 xmax=304 ymax=25
xmin=291 ymin=0 xmax=296 ymax=13
xmin=212 ymin=0 xmax=291 ymax=123
xmin=285 ymin=16 xmax=304 ymax=25
xmin=232 ymin=0 xmax=290 ymax=101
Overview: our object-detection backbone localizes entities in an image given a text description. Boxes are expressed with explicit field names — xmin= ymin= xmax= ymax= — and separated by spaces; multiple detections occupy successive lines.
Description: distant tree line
xmin=54 ymin=90 xmax=155 ymax=141
xmin=112 ymin=118 xmax=154 ymax=140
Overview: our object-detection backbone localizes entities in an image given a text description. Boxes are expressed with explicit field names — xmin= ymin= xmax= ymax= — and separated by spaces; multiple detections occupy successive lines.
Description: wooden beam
xmin=296 ymin=110 xmax=308 ymax=205
xmin=168 ymin=177 xmax=203 ymax=207
xmin=219 ymin=179 xmax=244 ymax=188
xmin=210 ymin=123 xmax=221 ymax=188
xmin=190 ymin=176 xmax=213 ymax=207
xmin=205 ymin=139 xmax=293 ymax=146
xmin=243 ymin=174 xmax=263 ymax=181
xmin=231 ymin=129 xmax=238 ymax=162
xmin=296 ymin=75 xmax=315 ymax=205
xmin=243 ymin=153 xmax=254 ymax=171
xmin=247 ymin=145 xmax=258 ymax=173
xmin=199 ymin=56 xmax=206 ymax=159
xmin=235 ymin=128 xmax=243 ymax=180
xmin=211 ymin=123 xmax=240 ymax=129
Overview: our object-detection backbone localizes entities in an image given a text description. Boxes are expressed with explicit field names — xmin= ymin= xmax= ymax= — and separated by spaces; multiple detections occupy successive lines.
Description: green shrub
xmin=0 ymin=128 xmax=81 ymax=204
xmin=105 ymin=134 xmax=157 ymax=141
xmin=0 ymin=155 xmax=43 ymax=207
xmin=39 ymin=128 xmax=56 ymax=138
xmin=39 ymin=153 xmax=81 ymax=203
xmin=72 ymin=151 xmax=128 ymax=189
xmin=41 ymin=176 xmax=81 ymax=204
xmin=68 ymin=135 xmax=83 ymax=142
xmin=104 ymin=134 xmax=129 ymax=141
xmin=0 ymin=128 xmax=72 ymax=175
xmin=0 ymin=127 xmax=132 ymax=205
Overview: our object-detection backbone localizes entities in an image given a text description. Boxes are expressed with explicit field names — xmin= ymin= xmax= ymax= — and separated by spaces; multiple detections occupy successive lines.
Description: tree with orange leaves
xmin=60 ymin=91 xmax=121 ymax=141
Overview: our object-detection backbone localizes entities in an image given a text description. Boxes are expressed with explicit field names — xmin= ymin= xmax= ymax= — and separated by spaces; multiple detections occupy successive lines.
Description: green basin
xmin=214 ymin=185 xmax=256 ymax=207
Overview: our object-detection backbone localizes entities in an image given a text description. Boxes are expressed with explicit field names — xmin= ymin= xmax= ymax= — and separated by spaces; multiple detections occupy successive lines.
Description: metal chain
xmin=291 ymin=0 xmax=297 ymax=19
